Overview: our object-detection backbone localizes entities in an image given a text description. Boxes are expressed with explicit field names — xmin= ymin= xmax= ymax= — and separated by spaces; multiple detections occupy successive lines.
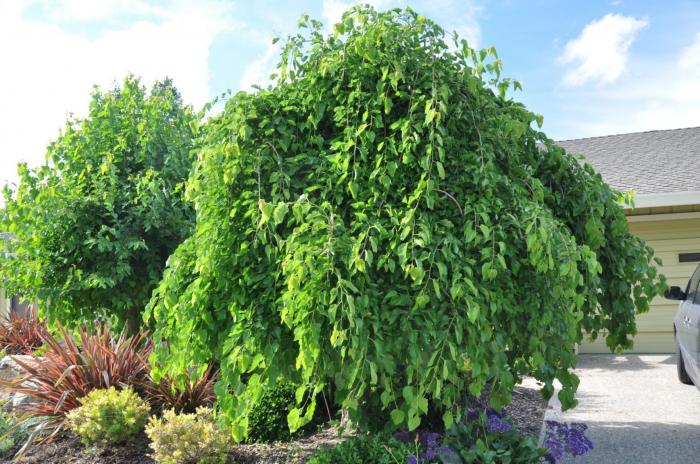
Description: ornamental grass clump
xmin=145 ymin=407 xmax=229 ymax=464
xmin=147 ymin=6 xmax=665 ymax=439
xmin=67 ymin=387 xmax=150 ymax=446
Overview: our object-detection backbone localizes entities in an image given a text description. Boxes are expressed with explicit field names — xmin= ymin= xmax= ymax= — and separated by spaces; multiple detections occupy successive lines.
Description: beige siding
xmin=580 ymin=216 xmax=700 ymax=354
xmin=0 ymin=288 xmax=7 ymax=320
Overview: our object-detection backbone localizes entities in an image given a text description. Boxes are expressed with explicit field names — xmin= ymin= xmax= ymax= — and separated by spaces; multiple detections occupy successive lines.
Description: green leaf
xmin=467 ymin=304 xmax=479 ymax=323
xmin=442 ymin=410 xmax=454 ymax=429
xmin=402 ymin=385 xmax=415 ymax=402
xmin=407 ymin=413 xmax=421 ymax=431
xmin=390 ymin=409 xmax=405 ymax=425
xmin=436 ymin=161 xmax=446 ymax=179
xmin=259 ymin=199 xmax=273 ymax=223
xmin=287 ymin=407 xmax=304 ymax=432
xmin=415 ymin=397 xmax=428 ymax=414
xmin=273 ymin=202 xmax=289 ymax=224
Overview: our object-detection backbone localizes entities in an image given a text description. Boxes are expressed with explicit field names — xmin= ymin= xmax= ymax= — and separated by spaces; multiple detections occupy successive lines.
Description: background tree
xmin=0 ymin=76 xmax=197 ymax=332
xmin=146 ymin=7 xmax=665 ymax=439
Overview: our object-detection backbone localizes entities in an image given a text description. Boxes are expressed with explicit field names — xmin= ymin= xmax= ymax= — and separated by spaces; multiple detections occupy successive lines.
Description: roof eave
xmin=628 ymin=191 xmax=700 ymax=209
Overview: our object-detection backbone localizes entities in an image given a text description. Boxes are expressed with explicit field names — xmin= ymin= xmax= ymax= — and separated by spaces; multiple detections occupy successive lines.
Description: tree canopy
xmin=1 ymin=76 xmax=197 ymax=331
xmin=146 ymin=7 xmax=664 ymax=438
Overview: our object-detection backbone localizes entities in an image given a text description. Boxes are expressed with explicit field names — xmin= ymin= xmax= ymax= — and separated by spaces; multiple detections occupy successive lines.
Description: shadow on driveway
xmin=575 ymin=353 xmax=675 ymax=372
xmin=544 ymin=355 xmax=700 ymax=463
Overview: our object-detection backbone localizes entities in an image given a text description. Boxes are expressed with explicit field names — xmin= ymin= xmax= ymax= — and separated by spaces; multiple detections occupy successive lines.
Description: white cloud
xmin=679 ymin=32 xmax=700 ymax=70
xmin=551 ymin=30 xmax=700 ymax=139
xmin=41 ymin=0 xmax=162 ymax=22
xmin=424 ymin=0 xmax=480 ymax=49
xmin=560 ymin=13 xmax=648 ymax=86
xmin=239 ymin=41 xmax=280 ymax=91
xmin=0 ymin=0 xmax=234 ymax=189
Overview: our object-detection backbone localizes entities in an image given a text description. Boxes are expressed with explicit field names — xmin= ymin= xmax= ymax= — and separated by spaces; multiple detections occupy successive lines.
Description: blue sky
xmin=2 ymin=0 xmax=700 ymax=186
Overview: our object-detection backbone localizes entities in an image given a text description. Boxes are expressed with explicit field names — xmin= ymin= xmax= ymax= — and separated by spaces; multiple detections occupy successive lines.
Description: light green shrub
xmin=67 ymin=387 xmax=150 ymax=445
xmin=145 ymin=407 xmax=229 ymax=464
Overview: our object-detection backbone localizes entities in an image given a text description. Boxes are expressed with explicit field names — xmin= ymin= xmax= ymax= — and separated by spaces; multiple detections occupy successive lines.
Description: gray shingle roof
xmin=557 ymin=127 xmax=700 ymax=195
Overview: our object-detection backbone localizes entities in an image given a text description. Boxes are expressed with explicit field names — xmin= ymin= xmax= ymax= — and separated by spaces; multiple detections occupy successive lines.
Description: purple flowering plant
xmin=484 ymin=409 xmax=512 ymax=434
xmin=394 ymin=430 xmax=454 ymax=464
xmin=391 ymin=405 xmax=593 ymax=463
xmin=543 ymin=420 xmax=593 ymax=463
xmin=437 ymin=409 xmax=544 ymax=463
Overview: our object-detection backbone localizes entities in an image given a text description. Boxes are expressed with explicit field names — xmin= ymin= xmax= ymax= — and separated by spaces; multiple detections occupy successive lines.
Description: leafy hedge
xmin=147 ymin=6 xmax=664 ymax=439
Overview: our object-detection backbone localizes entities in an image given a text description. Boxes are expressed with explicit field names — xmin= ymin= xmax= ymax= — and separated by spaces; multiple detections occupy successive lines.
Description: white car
xmin=665 ymin=265 xmax=700 ymax=387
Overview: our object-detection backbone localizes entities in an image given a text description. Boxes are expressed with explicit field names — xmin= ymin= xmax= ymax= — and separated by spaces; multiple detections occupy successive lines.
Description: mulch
xmin=508 ymin=382 xmax=549 ymax=438
xmin=2 ymin=381 xmax=549 ymax=463
xmin=3 ymin=432 xmax=155 ymax=464
xmin=1 ymin=428 xmax=344 ymax=464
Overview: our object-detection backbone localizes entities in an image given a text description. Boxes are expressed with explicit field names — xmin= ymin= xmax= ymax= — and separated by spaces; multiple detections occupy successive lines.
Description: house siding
xmin=579 ymin=214 xmax=700 ymax=354
xmin=0 ymin=288 xmax=7 ymax=320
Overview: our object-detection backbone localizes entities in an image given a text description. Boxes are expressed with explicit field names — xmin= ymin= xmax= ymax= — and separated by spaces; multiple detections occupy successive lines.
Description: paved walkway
xmin=544 ymin=355 xmax=700 ymax=463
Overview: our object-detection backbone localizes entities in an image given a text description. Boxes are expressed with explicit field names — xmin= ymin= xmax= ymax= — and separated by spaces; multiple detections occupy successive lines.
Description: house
xmin=559 ymin=126 xmax=700 ymax=354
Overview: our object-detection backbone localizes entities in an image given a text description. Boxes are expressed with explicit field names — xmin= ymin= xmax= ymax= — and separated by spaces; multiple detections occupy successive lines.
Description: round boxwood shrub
xmin=145 ymin=407 xmax=229 ymax=464
xmin=247 ymin=382 xmax=329 ymax=443
xmin=147 ymin=6 xmax=665 ymax=439
xmin=67 ymin=387 xmax=149 ymax=445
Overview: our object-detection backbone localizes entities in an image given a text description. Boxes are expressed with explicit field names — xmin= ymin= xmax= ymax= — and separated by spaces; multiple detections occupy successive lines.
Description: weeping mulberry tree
xmin=147 ymin=7 xmax=665 ymax=439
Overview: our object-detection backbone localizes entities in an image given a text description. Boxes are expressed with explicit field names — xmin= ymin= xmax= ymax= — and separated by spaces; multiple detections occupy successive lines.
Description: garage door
xmin=579 ymin=216 xmax=700 ymax=354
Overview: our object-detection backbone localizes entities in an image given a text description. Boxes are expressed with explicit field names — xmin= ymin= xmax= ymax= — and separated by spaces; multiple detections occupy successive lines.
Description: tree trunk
xmin=124 ymin=308 xmax=140 ymax=335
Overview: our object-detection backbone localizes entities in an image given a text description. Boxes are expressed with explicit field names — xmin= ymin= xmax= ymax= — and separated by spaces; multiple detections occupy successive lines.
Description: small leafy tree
xmin=0 ymin=76 xmax=197 ymax=331
xmin=147 ymin=7 xmax=665 ymax=439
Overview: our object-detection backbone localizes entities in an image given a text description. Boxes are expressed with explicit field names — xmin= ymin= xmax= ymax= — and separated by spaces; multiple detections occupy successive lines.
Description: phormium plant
xmin=0 ymin=309 xmax=48 ymax=355
xmin=142 ymin=364 xmax=219 ymax=414
xmin=147 ymin=6 xmax=665 ymax=439
xmin=0 ymin=323 xmax=151 ymax=431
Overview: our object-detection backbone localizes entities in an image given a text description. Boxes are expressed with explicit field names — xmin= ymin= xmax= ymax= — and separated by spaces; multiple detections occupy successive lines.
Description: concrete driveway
xmin=544 ymin=354 xmax=700 ymax=463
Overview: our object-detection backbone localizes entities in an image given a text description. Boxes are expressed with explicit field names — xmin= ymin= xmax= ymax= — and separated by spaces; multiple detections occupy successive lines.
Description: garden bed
xmin=2 ymin=382 xmax=548 ymax=464
xmin=3 ymin=432 xmax=155 ymax=464
xmin=2 ymin=428 xmax=342 ymax=464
